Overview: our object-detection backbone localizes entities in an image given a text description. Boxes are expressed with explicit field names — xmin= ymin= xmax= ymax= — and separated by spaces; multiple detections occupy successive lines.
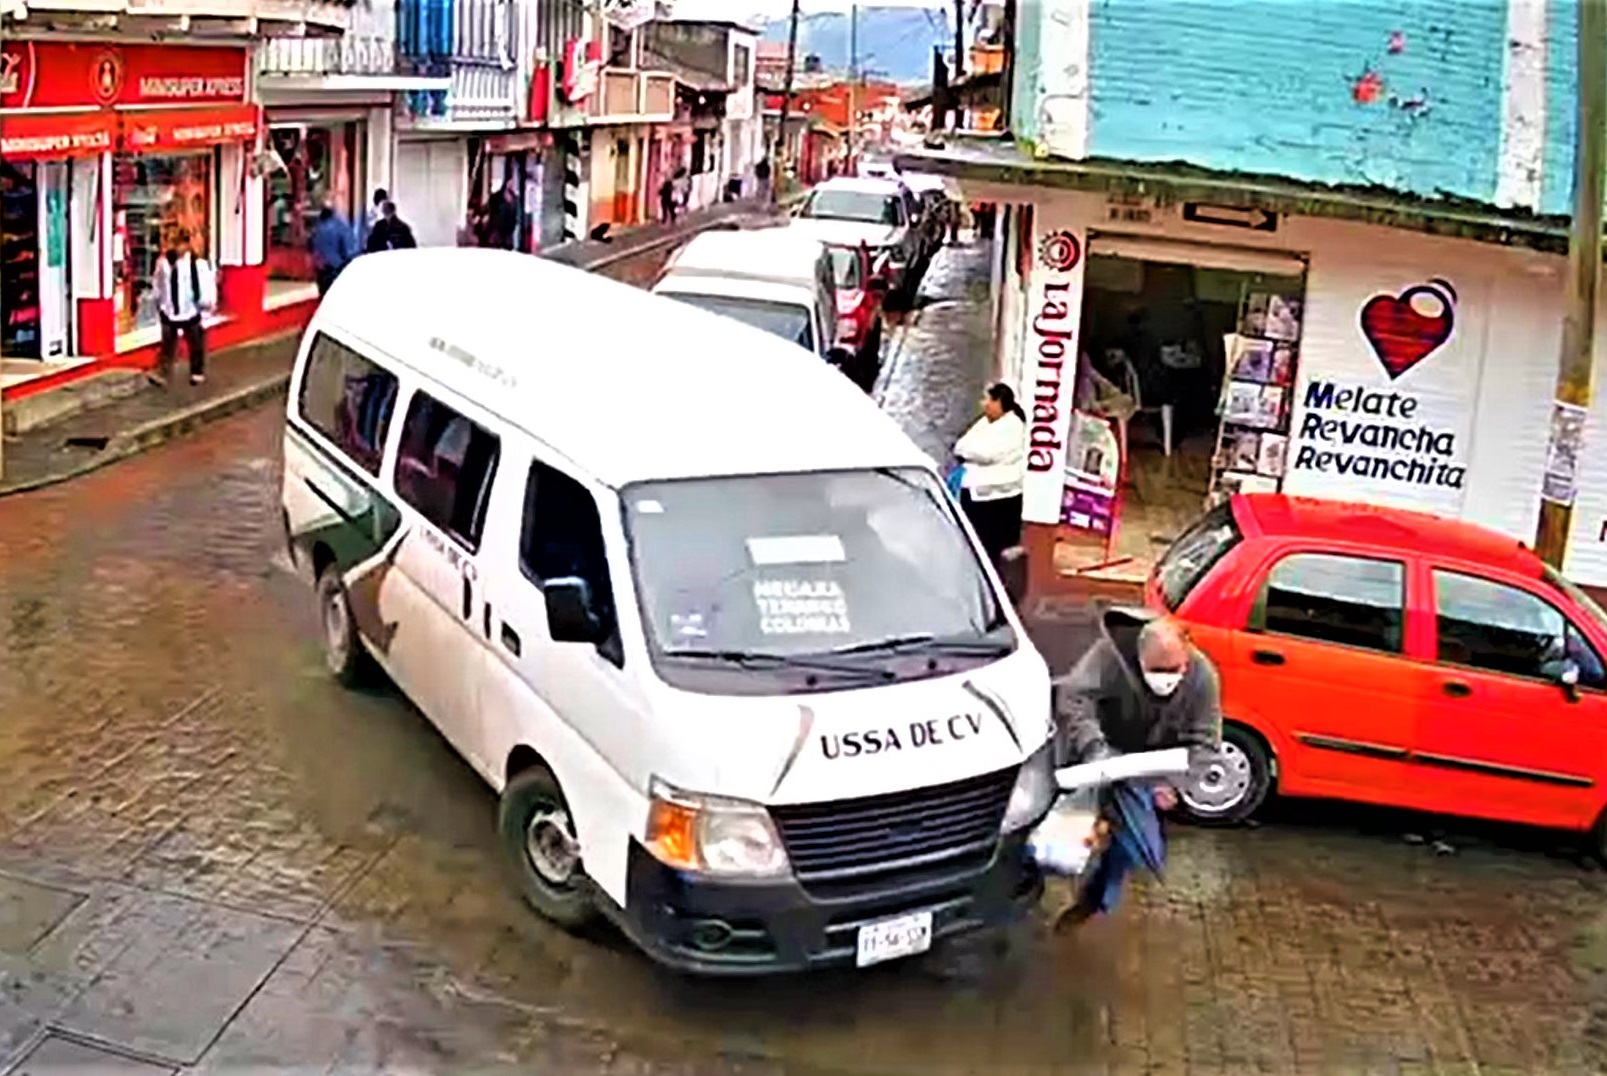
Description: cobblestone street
xmin=0 ymin=239 xmax=1606 ymax=1073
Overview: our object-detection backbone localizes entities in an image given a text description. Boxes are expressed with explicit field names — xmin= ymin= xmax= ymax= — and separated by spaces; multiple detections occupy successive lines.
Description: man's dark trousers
xmin=158 ymin=315 xmax=205 ymax=380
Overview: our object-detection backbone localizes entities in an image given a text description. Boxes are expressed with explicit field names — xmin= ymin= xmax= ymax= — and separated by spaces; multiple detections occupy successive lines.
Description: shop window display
xmin=114 ymin=153 xmax=214 ymax=336
xmin=1 ymin=161 xmax=41 ymax=358
xmin=265 ymin=124 xmax=357 ymax=284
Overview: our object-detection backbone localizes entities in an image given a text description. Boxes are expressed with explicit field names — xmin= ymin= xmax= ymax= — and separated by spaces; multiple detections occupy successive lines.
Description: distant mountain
xmin=758 ymin=6 xmax=951 ymax=85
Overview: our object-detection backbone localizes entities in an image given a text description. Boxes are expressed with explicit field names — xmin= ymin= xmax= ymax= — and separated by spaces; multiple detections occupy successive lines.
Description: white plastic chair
xmin=1117 ymin=355 xmax=1173 ymax=458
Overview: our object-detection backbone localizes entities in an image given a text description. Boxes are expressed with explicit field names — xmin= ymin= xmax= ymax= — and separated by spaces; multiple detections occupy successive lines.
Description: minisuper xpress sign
xmin=1 ymin=42 xmax=247 ymax=111
xmin=1019 ymin=209 xmax=1089 ymax=524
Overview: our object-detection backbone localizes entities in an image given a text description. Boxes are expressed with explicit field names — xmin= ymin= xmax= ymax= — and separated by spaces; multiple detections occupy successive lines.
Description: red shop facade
xmin=0 ymin=40 xmax=303 ymax=399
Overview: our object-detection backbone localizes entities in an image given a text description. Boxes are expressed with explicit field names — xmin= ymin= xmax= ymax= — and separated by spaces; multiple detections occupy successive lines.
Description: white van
xmin=652 ymin=228 xmax=851 ymax=373
xmin=281 ymin=249 xmax=1055 ymax=974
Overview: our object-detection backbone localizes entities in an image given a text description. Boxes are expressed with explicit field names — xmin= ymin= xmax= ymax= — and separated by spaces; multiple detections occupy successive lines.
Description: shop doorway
xmin=1065 ymin=241 xmax=1306 ymax=579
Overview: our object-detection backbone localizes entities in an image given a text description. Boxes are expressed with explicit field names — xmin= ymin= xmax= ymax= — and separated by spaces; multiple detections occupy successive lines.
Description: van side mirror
xmin=544 ymin=576 xmax=609 ymax=644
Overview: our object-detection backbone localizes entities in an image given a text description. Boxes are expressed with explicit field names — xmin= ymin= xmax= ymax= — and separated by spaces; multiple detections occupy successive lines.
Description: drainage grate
xmin=62 ymin=436 xmax=110 ymax=452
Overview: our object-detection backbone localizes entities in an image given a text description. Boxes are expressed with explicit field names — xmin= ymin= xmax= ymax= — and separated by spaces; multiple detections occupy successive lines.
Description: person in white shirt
xmin=149 ymin=228 xmax=217 ymax=388
xmin=952 ymin=382 xmax=1028 ymax=567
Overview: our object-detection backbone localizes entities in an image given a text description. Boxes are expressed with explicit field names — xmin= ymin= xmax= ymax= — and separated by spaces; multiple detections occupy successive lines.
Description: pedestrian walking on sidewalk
xmin=659 ymin=173 xmax=678 ymax=224
xmin=1051 ymin=610 xmax=1221 ymax=931
xmin=754 ymin=157 xmax=772 ymax=203
xmin=365 ymin=200 xmax=418 ymax=253
xmin=149 ymin=229 xmax=216 ymax=388
xmin=951 ymin=382 xmax=1027 ymax=568
xmin=310 ymin=206 xmax=357 ymax=295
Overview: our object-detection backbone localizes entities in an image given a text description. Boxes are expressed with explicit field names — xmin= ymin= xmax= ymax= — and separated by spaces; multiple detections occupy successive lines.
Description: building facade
xmin=905 ymin=0 xmax=1607 ymax=592
xmin=1 ymin=0 xmax=349 ymax=396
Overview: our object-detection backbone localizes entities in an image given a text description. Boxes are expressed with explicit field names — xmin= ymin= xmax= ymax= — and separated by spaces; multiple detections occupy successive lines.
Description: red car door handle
xmin=1251 ymin=649 xmax=1285 ymax=666
xmin=1442 ymin=681 xmax=1472 ymax=698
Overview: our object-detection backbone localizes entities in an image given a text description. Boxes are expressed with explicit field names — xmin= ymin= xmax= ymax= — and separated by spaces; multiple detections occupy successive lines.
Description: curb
xmin=0 ymin=373 xmax=290 ymax=499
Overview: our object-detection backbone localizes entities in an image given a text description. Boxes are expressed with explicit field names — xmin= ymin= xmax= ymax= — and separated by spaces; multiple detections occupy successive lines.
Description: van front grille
xmin=769 ymin=768 xmax=1015 ymax=885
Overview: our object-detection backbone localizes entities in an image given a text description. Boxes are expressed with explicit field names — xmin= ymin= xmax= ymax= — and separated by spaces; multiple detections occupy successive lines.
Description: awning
xmin=0 ymin=110 xmax=117 ymax=159
xmin=120 ymin=104 xmax=260 ymax=153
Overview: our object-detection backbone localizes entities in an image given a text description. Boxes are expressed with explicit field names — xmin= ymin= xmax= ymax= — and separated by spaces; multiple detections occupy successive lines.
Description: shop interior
xmin=1 ymin=159 xmax=92 ymax=393
xmin=1056 ymin=244 xmax=1307 ymax=581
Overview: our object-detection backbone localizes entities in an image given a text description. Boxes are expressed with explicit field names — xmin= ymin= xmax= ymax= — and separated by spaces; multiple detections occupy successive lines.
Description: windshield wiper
xmin=661 ymin=648 xmax=895 ymax=680
xmin=826 ymin=632 xmax=1014 ymax=657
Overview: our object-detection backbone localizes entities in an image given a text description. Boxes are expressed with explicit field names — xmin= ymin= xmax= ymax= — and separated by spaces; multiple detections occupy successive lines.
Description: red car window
xmin=1432 ymin=569 xmax=1607 ymax=689
xmin=1250 ymin=552 xmax=1405 ymax=654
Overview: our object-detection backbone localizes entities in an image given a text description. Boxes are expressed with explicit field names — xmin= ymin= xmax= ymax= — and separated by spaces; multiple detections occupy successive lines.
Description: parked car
xmin=1148 ymin=493 xmax=1607 ymax=854
xmin=791 ymin=177 xmax=924 ymax=299
xmin=825 ymin=242 xmax=889 ymax=389
xmin=652 ymin=228 xmax=851 ymax=375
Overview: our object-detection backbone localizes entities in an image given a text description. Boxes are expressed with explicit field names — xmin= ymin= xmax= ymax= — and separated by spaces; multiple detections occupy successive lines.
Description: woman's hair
xmin=988 ymin=382 xmax=1026 ymax=421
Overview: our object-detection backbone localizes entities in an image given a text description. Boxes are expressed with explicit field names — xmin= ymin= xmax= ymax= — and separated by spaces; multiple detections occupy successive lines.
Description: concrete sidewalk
xmin=0 ymin=201 xmax=775 ymax=499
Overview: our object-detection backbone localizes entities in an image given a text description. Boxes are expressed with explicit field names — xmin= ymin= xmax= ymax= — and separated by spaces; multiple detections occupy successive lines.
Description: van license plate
xmin=855 ymin=910 xmax=933 ymax=968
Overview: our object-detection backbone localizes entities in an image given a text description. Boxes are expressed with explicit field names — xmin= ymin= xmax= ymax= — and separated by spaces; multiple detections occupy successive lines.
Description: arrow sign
xmin=1182 ymin=203 xmax=1277 ymax=232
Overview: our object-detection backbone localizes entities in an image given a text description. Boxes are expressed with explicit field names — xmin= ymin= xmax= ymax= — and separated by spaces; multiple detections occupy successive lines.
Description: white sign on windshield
xmin=746 ymin=535 xmax=847 ymax=565
xmin=753 ymin=579 xmax=851 ymax=635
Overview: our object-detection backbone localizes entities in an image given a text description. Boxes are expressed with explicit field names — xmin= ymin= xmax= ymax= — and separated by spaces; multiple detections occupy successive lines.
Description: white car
xmin=792 ymin=177 xmax=925 ymax=297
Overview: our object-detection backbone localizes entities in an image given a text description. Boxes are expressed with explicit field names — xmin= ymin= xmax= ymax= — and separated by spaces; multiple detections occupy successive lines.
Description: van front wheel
xmin=499 ymin=764 xmax=599 ymax=931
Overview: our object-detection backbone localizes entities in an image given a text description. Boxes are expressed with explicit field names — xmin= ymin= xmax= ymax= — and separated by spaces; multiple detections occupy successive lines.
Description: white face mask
xmin=1143 ymin=670 xmax=1184 ymax=697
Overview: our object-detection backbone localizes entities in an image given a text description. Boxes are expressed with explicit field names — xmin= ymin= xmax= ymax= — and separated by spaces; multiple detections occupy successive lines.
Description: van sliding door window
xmin=297 ymin=333 xmax=400 ymax=476
xmin=392 ymin=392 xmax=501 ymax=550
xmin=519 ymin=460 xmax=616 ymax=622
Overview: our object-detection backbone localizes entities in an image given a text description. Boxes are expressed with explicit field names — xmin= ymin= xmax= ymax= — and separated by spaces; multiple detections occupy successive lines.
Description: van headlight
xmin=1001 ymin=743 xmax=1055 ymax=833
xmin=645 ymin=779 xmax=791 ymax=878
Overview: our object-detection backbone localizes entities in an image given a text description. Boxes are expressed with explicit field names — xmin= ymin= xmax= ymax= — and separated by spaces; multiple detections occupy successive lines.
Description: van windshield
xmin=662 ymin=293 xmax=815 ymax=353
xmin=622 ymin=468 xmax=1014 ymax=693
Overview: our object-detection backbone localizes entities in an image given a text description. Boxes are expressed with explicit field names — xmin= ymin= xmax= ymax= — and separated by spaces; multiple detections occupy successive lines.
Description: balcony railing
xmin=259 ymin=34 xmax=412 ymax=77
xmin=587 ymin=67 xmax=674 ymax=123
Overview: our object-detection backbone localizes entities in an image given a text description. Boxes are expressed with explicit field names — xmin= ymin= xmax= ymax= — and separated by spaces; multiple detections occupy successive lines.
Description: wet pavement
xmin=0 ymin=240 xmax=1605 ymax=1073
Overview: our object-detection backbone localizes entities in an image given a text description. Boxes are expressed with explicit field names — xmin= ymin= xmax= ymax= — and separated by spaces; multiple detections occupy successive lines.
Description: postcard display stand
xmin=1208 ymin=289 xmax=1305 ymax=504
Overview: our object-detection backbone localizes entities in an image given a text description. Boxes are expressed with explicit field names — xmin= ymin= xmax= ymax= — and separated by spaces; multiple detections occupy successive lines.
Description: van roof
xmin=663 ymin=228 xmax=826 ymax=282
xmin=313 ymin=249 xmax=928 ymax=486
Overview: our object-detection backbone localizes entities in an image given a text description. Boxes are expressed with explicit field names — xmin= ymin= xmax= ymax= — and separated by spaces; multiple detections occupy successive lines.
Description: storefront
xmin=0 ymin=40 xmax=265 ymax=388
xmin=263 ymin=118 xmax=363 ymax=302
xmin=480 ymin=130 xmax=552 ymax=253
xmin=999 ymin=188 xmax=1607 ymax=591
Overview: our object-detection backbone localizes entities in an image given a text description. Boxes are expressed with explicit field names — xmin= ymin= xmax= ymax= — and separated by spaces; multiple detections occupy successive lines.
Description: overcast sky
xmin=671 ymin=0 xmax=947 ymax=20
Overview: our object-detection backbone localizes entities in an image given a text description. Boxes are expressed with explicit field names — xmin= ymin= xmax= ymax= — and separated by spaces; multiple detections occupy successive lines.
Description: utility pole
xmin=953 ymin=0 xmax=965 ymax=80
xmin=848 ymin=2 xmax=858 ymax=171
xmin=1535 ymin=0 xmax=1607 ymax=567
xmin=775 ymin=0 xmax=802 ymax=174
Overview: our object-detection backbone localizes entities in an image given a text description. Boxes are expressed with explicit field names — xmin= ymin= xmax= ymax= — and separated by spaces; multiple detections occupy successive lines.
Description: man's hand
xmin=1153 ymin=784 xmax=1178 ymax=811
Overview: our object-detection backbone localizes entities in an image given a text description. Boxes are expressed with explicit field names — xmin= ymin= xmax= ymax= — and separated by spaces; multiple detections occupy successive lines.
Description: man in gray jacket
xmin=1052 ymin=606 xmax=1222 ymax=930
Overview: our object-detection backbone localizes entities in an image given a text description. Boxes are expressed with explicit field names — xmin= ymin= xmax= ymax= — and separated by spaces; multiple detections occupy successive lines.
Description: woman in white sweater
xmin=952 ymin=382 xmax=1028 ymax=567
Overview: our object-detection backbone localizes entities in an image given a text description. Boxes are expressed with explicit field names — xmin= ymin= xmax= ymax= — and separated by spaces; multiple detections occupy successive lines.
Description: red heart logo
xmin=1360 ymin=283 xmax=1455 ymax=380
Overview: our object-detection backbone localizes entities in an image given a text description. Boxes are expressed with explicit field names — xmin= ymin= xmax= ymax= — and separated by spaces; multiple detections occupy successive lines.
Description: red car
xmin=826 ymin=242 xmax=888 ymax=388
xmin=1147 ymin=493 xmax=1607 ymax=853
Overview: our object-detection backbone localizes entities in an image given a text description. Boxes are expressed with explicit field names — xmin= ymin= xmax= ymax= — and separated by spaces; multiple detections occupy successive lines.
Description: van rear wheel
xmin=499 ymin=763 xmax=599 ymax=931
xmin=316 ymin=566 xmax=370 ymax=688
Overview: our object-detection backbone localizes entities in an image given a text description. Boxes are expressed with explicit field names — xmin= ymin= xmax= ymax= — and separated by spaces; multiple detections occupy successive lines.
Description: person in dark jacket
xmin=365 ymin=201 xmax=418 ymax=253
xmin=1051 ymin=607 xmax=1221 ymax=930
